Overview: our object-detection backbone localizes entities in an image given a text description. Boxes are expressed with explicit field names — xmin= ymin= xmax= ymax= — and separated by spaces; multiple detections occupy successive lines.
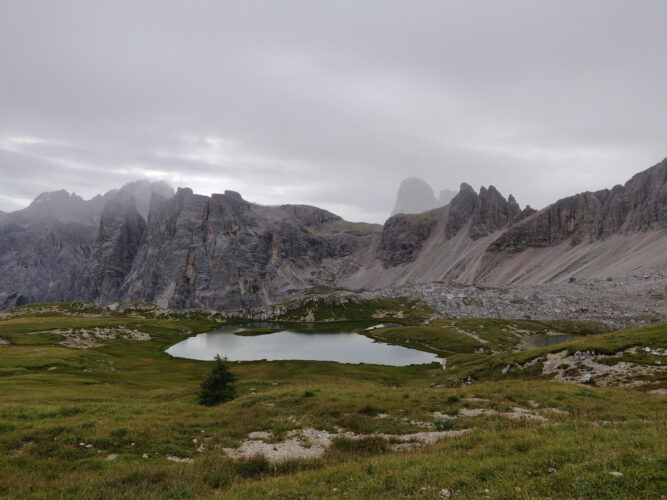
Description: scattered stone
xmin=224 ymin=427 xmax=471 ymax=463
xmin=247 ymin=431 xmax=272 ymax=440
xmin=106 ymin=453 xmax=118 ymax=461
xmin=458 ymin=406 xmax=547 ymax=422
xmin=166 ymin=455 xmax=194 ymax=464
xmin=609 ymin=471 xmax=623 ymax=477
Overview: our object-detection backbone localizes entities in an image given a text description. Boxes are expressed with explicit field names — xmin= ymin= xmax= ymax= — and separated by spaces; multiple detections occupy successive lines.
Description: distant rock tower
xmin=391 ymin=177 xmax=455 ymax=215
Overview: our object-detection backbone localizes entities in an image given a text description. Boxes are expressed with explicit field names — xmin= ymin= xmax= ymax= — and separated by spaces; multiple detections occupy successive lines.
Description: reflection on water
xmin=166 ymin=323 xmax=439 ymax=366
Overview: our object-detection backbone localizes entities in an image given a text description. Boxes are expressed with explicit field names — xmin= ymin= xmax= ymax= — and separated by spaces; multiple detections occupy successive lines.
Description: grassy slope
xmin=0 ymin=308 xmax=664 ymax=499
xmin=365 ymin=318 xmax=611 ymax=354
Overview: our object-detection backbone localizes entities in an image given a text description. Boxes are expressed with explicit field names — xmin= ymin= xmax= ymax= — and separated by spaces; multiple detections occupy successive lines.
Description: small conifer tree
xmin=198 ymin=355 xmax=237 ymax=406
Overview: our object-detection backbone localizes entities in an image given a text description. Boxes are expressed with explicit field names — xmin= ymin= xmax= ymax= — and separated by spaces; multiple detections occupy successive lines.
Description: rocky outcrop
xmin=72 ymin=191 xmax=146 ymax=301
xmin=490 ymin=158 xmax=666 ymax=253
xmin=118 ymin=189 xmax=379 ymax=309
xmin=444 ymin=184 xmax=533 ymax=241
xmin=470 ymin=186 xmax=512 ymax=239
xmin=0 ymin=180 xmax=172 ymax=308
xmin=377 ymin=211 xmax=439 ymax=267
xmin=444 ymin=183 xmax=479 ymax=238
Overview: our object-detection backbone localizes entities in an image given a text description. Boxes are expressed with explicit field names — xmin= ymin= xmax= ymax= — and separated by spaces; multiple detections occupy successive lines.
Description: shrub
xmin=434 ymin=418 xmax=454 ymax=431
xmin=198 ymin=355 xmax=237 ymax=406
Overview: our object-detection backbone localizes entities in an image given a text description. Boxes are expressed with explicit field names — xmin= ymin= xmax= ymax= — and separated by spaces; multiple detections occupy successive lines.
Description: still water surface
xmin=522 ymin=333 xmax=581 ymax=350
xmin=166 ymin=323 xmax=439 ymax=366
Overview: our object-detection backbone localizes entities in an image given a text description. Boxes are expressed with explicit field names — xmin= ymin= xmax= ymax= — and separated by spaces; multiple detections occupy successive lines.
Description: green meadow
xmin=0 ymin=303 xmax=665 ymax=499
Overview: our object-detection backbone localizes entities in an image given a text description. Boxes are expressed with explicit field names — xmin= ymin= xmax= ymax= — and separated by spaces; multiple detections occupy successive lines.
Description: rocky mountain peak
xmin=444 ymin=183 xmax=479 ymax=238
xmin=391 ymin=177 xmax=438 ymax=215
xmin=470 ymin=185 xmax=511 ymax=239
xmin=444 ymin=183 xmax=532 ymax=240
xmin=25 ymin=189 xmax=87 ymax=218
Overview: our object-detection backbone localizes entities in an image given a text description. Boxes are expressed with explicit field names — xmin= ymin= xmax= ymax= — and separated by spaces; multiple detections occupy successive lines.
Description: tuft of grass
xmin=332 ymin=436 xmax=389 ymax=454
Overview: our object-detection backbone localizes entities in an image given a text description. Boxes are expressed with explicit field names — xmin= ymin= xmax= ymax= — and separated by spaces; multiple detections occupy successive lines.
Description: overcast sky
xmin=1 ymin=1 xmax=665 ymax=222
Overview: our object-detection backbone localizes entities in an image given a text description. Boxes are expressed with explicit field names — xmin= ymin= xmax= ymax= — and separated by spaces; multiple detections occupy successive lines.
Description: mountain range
xmin=1 ymin=159 xmax=665 ymax=310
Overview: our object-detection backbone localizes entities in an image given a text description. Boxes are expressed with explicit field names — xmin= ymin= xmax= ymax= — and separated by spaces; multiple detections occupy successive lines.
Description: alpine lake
xmin=167 ymin=322 xmax=441 ymax=366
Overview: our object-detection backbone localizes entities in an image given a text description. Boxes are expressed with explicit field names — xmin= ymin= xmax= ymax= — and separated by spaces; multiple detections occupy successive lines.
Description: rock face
xmin=490 ymin=158 xmax=666 ymax=253
xmin=443 ymin=184 xmax=534 ymax=241
xmin=72 ymin=191 xmax=147 ymax=301
xmin=0 ymin=180 xmax=172 ymax=308
xmin=118 ymin=189 xmax=379 ymax=309
xmin=377 ymin=210 xmax=440 ymax=267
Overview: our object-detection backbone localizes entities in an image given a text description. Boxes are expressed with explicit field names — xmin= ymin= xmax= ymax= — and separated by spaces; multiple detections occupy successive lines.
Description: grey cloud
xmin=1 ymin=0 xmax=665 ymax=223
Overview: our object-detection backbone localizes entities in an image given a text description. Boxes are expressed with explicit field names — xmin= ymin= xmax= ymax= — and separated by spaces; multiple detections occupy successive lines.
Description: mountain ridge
xmin=1 ymin=159 xmax=665 ymax=309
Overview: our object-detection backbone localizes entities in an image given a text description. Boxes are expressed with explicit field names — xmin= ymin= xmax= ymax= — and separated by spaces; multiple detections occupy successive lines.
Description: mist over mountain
xmin=391 ymin=178 xmax=456 ymax=216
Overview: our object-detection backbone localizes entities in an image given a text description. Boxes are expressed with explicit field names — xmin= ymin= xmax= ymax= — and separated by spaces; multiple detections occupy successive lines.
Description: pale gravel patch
xmin=247 ymin=431 xmax=272 ymax=440
xmin=166 ymin=455 xmax=194 ymax=464
xmin=223 ymin=427 xmax=471 ymax=463
xmin=544 ymin=408 xmax=569 ymax=415
xmin=541 ymin=349 xmax=667 ymax=387
xmin=458 ymin=406 xmax=548 ymax=422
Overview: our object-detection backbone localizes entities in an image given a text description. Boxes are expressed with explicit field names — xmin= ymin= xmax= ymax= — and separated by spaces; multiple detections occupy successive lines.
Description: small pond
xmin=166 ymin=323 xmax=439 ymax=366
xmin=522 ymin=333 xmax=582 ymax=350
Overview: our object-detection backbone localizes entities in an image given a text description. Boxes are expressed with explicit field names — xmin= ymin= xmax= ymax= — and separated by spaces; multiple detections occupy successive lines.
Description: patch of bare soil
xmin=223 ymin=427 xmax=471 ymax=463
xmin=541 ymin=348 xmax=666 ymax=386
